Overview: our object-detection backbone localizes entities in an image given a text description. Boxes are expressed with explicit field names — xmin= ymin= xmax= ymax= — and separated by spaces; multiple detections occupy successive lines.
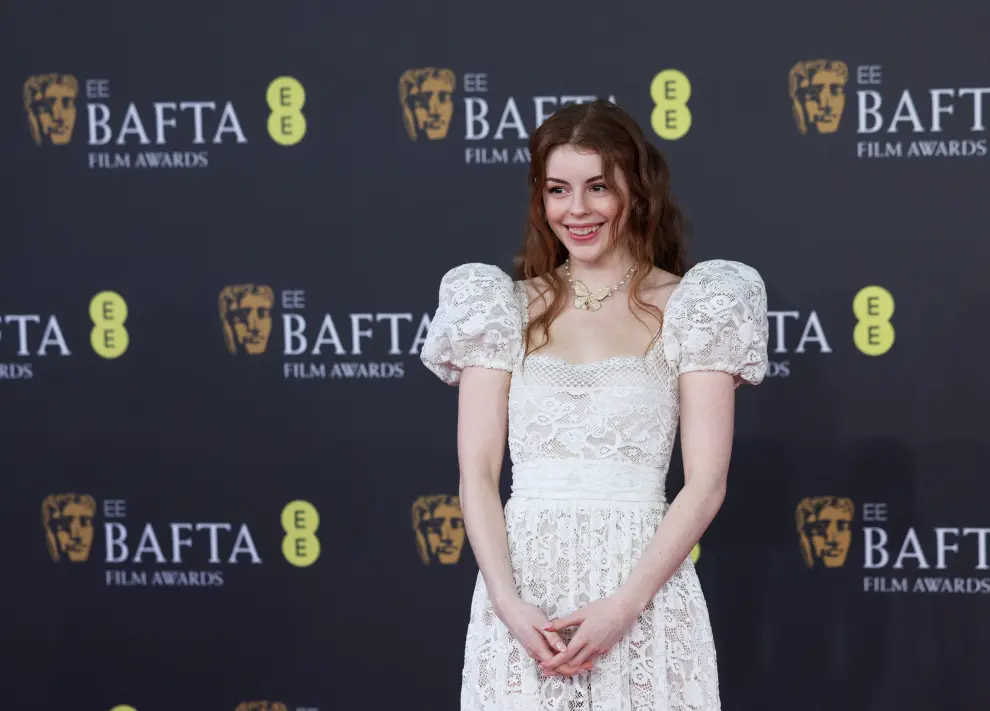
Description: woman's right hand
xmin=494 ymin=597 xmax=595 ymax=677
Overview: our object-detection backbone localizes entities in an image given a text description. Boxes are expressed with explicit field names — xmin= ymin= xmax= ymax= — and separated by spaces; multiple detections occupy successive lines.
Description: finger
xmin=539 ymin=628 xmax=568 ymax=654
xmin=544 ymin=611 xmax=583 ymax=632
xmin=543 ymin=661 xmax=576 ymax=676
xmin=549 ymin=660 xmax=593 ymax=677
xmin=528 ymin=634 xmax=557 ymax=663
xmin=569 ymin=645 xmax=603 ymax=668
xmin=539 ymin=640 xmax=585 ymax=671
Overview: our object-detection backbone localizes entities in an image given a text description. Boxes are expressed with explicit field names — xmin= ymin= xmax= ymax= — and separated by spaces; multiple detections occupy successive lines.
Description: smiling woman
xmin=421 ymin=99 xmax=770 ymax=711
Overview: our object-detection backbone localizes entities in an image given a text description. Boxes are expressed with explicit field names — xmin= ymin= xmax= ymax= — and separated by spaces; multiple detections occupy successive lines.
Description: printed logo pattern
xmin=400 ymin=68 xmax=456 ymax=141
xmin=220 ymin=285 xmax=275 ymax=355
xmin=796 ymin=496 xmax=855 ymax=568
xmin=413 ymin=494 xmax=465 ymax=565
xmin=789 ymin=59 xmax=849 ymax=135
xmin=24 ymin=73 xmax=78 ymax=146
xmin=43 ymin=493 xmax=97 ymax=562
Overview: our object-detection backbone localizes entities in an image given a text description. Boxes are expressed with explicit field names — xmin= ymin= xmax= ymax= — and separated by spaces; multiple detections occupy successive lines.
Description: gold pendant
xmin=571 ymin=280 xmax=613 ymax=312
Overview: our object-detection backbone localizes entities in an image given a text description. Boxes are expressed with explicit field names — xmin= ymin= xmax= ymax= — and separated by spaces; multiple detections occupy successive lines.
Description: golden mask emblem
xmin=788 ymin=60 xmax=849 ymax=135
xmin=796 ymin=496 xmax=855 ymax=568
xmin=42 ymin=493 xmax=96 ymax=563
xmin=399 ymin=68 xmax=456 ymax=141
xmin=234 ymin=703 xmax=288 ymax=711
xmin=219 ymin=285 xmax=275 ymax=355
xmin=24 ymin=74 xmax=79 ymax=146
xmin=413 ymin=494 xmax=466 ymax=565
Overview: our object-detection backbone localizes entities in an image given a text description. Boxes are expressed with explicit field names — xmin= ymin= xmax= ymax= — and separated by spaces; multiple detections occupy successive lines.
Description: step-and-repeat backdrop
xmin=4 ymin=2 xmax=988 ymax=710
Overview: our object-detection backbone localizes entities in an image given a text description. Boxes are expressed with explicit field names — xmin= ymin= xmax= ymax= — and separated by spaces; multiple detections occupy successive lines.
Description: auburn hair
xmin=513 ymin=99 xmax=690 ymax=355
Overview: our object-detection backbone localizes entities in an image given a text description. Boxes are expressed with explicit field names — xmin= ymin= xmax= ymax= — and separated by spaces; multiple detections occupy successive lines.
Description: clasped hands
xmin=499 ymin=595 xmax=640 ymax=678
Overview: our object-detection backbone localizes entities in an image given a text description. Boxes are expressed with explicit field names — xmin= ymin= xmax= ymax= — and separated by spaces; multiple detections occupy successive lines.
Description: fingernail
xmin=556 ymin=642 xmax=567 ymax=651
xmin=543 ymin=625 xmax=553 ymax=631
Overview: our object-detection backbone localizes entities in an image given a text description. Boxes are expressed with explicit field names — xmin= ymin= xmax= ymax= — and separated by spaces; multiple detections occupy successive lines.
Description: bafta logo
xmin=412 ymin=494 xmax=465 ymax=565
xmin=219 ymin=285 xmax=275 ymax=355
xmin=234 ymin=703 xmax=288 ymax=711
xmin=24 ymin=73 xmax=79 ymax=146
xmin=788 ymin=60 xmax=849 ymax=135
xmin=399 ymin=68 xmax=456 ymax=141
xmin=42 ymin=493 xmax=96 ymax=563
xmin=796 ymin=496 xmax=855 ymax=569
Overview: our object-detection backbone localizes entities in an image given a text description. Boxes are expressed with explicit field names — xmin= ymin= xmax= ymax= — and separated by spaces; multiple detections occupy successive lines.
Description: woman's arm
xmin=456 ymin=366 xmax=518 ymax=610
xmin=458 ymin=366 xmax=593 ymax=677
xmin=614 ymin=370 xmax=735 ymax=611
xmin=539 ymin=370 xmax=735 ymax=672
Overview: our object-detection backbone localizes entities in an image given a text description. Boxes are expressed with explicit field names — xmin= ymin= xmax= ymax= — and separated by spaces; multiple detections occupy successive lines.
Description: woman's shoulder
xmin=638 ymin=266 xmax=684 ymax=313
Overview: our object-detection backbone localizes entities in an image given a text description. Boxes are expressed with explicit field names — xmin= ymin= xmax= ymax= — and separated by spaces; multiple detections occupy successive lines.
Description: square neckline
xmin=511 ymin=279 xmax=669 ymax=368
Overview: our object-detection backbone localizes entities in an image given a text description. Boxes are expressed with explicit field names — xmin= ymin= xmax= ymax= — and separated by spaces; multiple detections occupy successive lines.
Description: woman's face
xmin=542 ymin=144 xmax=629 ymax=265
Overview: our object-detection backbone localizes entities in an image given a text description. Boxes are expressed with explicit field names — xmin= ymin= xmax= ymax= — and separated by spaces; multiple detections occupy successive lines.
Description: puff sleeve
xmin=420 ymin=263 xmax=525 ymax=385
xmin=662 ymin=259 xmax=769 ymax=385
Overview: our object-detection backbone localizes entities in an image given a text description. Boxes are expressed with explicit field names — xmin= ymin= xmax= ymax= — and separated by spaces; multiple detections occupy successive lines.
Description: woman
xmin=420 ymin=99 xmax=769 ymax=711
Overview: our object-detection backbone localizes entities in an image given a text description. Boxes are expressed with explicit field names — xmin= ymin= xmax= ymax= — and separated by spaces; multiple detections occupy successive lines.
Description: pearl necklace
xmin=563 ymin=260 xmax=636 ymax=312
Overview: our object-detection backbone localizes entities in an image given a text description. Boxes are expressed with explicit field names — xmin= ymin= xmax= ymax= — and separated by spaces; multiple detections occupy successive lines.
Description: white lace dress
xmin=420 ymin=259 xmax=769 ymax=711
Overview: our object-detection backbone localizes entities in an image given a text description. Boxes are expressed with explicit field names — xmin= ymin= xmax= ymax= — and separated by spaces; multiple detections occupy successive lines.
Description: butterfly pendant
xmin=572 ymin=280 xmax=614 ymax=311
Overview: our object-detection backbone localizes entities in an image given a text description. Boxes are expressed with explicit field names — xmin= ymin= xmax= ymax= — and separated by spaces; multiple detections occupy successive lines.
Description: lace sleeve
xmin=420 ymin=263 xmax=524 ymax=385
xmin=662 ymin=259 xmax=769 ymax=385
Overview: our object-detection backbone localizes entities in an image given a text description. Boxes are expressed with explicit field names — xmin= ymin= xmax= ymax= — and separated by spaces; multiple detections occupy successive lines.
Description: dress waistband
xmin=510 ymin=460 xmax=667 ymax=503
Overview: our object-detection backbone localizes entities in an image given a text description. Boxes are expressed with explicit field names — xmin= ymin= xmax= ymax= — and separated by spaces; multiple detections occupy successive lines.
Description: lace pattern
xmin=421 ymin=259 xmax=769 ymax=710
xmin=462 ymin=498 xmax=720 ymax=711
xmin=662 ymin=259 xmax=769 ymax=384
xmin=420 ymin=263 xmax=524 ymax=385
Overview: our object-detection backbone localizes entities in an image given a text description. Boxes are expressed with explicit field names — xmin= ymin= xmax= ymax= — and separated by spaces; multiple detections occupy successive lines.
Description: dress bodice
xmin=508 ymin=351 xmax=677 ymax=471
xmin=420 ymin=260 xmax=770 ymax=499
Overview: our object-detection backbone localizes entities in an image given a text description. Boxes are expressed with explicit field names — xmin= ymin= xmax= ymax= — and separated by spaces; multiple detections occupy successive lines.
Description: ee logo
xmin=109 ymin=706 xmax=137 ymax=711
xmin=282 ymin=500 xmax=320 ymax=567
xmin=267 ymin=76 xmax=307 ymax=146
xmin=853 ymin=286 xmax=895 ymax=356
xmin=650 ymin=69 xmax=691 ymax=140
xmin=690 ymin=542 xmax=701 ymax=564
xmin=89 ymin=291 xmax=128 ymax=359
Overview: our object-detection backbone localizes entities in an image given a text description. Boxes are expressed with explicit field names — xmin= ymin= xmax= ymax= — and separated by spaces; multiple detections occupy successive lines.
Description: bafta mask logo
xmin=788 ymin=60 xmax=849 ymax=135
xmin=413 ymin=494 xmax=465 ymax=565
xmin=24 ymin=73 xmax=79 ymax=146
xmin=234 ymin=703 xmax=288 ymax=711
xmin=399 ymin=68 xmax=456 ymax=141
xmin=42 ymin=493 xmax=96 ymax=563
xmin=796 ymin=496 xmax=855 ymax=569
xmin=219 ymin=285 xmax=275 ymax=355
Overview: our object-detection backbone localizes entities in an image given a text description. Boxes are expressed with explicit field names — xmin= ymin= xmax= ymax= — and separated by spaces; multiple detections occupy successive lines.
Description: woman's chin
xmin=561 ymin=233 xmax=611 ymax=262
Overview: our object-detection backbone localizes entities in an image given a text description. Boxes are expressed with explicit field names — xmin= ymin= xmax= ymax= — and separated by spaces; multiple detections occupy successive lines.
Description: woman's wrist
xmin=489 ymin=586 xmax=521 ymax=616
xmin=613 ymin=581 xmax=653 ymax=619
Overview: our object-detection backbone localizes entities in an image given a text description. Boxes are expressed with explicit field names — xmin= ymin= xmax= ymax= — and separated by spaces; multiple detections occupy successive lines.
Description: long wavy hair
xmin=513 ymin=99 xmax=691 ymax=355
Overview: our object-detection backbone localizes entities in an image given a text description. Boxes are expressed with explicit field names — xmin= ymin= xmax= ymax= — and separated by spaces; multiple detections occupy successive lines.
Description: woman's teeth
xmin=568 ymin=224 xmax=602 ymax=236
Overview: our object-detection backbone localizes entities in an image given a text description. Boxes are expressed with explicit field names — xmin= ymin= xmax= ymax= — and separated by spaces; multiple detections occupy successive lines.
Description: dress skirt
xmin=459 ymin=462 xmax=721 ymax=711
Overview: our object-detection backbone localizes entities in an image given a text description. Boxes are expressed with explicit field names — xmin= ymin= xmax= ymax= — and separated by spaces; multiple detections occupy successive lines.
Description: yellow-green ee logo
xmin=267 ymin=76 xmax=307 ymax=146
xmin=282 ymin=500 xmax=320 ymax=567
xmin=650 ymin=69 xmax=691 ymax=140
xmin=853 ymin=286 xmax=894 ymax=356
xmin=89 ymin=291 xmax=128 ymax=359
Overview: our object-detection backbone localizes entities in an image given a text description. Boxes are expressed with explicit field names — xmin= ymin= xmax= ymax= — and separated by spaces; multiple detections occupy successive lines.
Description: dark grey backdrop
xmin=3 ymin=2 xmax=989 ymax=710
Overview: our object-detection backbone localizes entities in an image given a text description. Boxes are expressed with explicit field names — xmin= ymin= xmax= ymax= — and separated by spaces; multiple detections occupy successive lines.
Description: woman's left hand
xmin=538 ymin=596 xmax=640 ymax=673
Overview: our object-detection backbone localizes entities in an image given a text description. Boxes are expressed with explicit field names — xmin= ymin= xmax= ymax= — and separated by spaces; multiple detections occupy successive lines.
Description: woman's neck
xmin=565 ymin=250 xmax=637 ymax=288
